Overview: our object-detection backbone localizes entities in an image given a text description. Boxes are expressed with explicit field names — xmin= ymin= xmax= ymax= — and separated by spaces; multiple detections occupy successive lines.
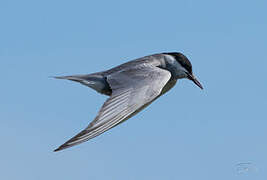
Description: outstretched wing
xmin=54 ymin=65 xmax=171 ymax=151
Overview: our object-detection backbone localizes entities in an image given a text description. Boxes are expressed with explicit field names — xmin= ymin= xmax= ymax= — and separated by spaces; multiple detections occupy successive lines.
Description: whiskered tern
xmin=54 ymin=52 xmax=203 ymax=152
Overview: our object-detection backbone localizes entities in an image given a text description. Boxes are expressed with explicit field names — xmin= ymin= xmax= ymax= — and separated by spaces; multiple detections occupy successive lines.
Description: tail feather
xmin=53 ymin=73 xmax=111 ymax=95
xmin=53 ymin=75 xmax=90 ymax=83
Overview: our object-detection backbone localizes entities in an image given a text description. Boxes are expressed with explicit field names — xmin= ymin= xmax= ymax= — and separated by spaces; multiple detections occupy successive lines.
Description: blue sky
xmin=1 ymin=0 xmax=267 ymax=179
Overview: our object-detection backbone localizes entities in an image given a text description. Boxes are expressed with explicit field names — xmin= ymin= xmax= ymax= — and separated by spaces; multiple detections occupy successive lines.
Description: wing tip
xmin=54 ymin=147 xmax=61 ymax=152
xmin=54 ymin=144 xmax=68 ymax=152
xmin=53 ymin=130 xmax=90 ymax=152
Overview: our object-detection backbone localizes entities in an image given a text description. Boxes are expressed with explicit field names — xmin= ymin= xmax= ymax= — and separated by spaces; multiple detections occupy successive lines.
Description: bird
xmin=54 ymin=52 xmax=203 ymax=152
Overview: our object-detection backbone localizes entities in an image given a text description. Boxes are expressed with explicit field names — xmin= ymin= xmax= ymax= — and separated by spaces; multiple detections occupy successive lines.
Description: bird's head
xmin=163 ymin=52 xmax=203 ymax=89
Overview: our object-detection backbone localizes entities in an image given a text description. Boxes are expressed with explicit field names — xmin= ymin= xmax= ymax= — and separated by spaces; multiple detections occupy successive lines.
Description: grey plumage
xmin=54 ymin=52 xmax=203 ymax=152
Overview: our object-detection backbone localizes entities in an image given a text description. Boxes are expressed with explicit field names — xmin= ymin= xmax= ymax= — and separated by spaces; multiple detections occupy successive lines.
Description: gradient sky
xmin=1 ymin=0 xmax=267 ymax=179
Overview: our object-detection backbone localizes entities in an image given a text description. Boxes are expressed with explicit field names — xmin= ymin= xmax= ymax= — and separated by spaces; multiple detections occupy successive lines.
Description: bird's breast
xmin=160 ymin=79 xmax=177 ymax=95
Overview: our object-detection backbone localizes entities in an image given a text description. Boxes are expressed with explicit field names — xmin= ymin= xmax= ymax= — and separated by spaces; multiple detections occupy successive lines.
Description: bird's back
xmin=99 ymin=53 xmax=165 ymax=76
